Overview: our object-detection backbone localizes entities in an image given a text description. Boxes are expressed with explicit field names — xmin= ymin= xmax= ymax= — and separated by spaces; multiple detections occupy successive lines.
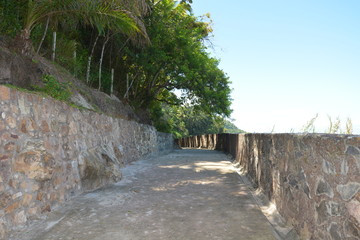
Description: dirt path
xmin=11 ymin=149 xmax=278 ymax=240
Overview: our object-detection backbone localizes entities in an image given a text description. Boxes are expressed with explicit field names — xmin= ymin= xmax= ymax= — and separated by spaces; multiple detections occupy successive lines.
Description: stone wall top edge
xmin=1 ymin=84 xmax=163 ymax=131
xmin=181 ymin=133 xmax=360 ymax=138
xmin=242 ymin=133 xmax=360 ymax=139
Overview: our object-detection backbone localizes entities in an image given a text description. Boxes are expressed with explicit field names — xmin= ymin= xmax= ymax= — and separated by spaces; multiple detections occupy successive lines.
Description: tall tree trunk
xmin=125 ymin=73 xmax=129 ymax=98
xmin=36 ymin=17 xmax=50 ymax=54
xmin=110 ymin=68 xmax=114 ymax=96
xmin=51 ymin=31 xmax=57 ymax=61
xmin=18 ymin=29 xmax=33 ymax=56
xmin=73 ymin=48 xmax=77 ymax=76
xmin=86 ymin=34 xmax=99 ymax=84
xmin=124 ymin=73 xmax=138 ymax=99
xmin=98 ymin=34 xmax=110 ymax=91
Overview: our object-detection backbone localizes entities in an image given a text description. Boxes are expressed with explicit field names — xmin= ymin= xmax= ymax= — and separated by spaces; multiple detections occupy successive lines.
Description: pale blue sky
xmin=191 ymin=0 xmax=360 ymax=133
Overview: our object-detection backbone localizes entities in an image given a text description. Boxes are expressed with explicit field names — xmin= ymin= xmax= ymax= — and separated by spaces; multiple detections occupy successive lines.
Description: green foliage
xmin=299 ymin=114 xmax=353 ymax=134
xmin=23 ymin=0 xmax=140 ymax=36
xmin=0 ymin=0 xmax=26 ymax=36
xmin=327 ymin=115 xmax=341 ymax=134
xmin=326 ymin=116 xmax=353 ymax=134
xmin=345 ymin=118 xmax=353 ymax=134
xmin=301 ymin=113 xmax=318 ymax=133
xmin=35 ymin=75 xmax=73 ymax=101
xmin=223 ymin=120 xmax=245 ymax=134
xmin=151 ymin=103 xmax=238 ymax=138
xmin=123 ymin=0 xmax=232 ymax=117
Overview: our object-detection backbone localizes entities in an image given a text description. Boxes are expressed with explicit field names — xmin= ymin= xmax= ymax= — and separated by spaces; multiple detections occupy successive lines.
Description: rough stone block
xmin=346 ymin=146 xmax=360 ymax=155
xmin=22 ymin=194 xmax=33 ymax=206
xmin=0 ymin=86 xmax=10 ymax=101
xmin=316 ymin=201 xmax=328 ymax=224
xmin=0 ymin=193 xmax=11 ymax=208
xmin=14 ymin=151 xmax=54 ymax=181
xmin=5 ymin=201 xmax=20 ymax=214
xmin=0 ymin=221 xmax=6 ymax=240
xmin=356 ymin=158 xmax=360 ymax=171
xmin=20 ymin=119 xmax=27 ymax=133
xmin=27 ymin=206 xmax=40 ymax=216
xmin=322 ymin=160 xmax=336 ymax=174
xmin=328 ymin=222 xmax=343 ymax=240
xmin=327 ymin=201 xmax=341 ymax=216
xmin=0 ymin=120 xmax=5 ymax=131
xmin=4 ymin=142 xmax=15 ymax=152
xmin=0 ymin=154 xmax=9 ymax=161
xmin=337 ymin=182 xmax=360 ymax=201
xmin=341 ymin=159 xmax=349 ymax=175
xmin=5 ymin=115 xmax=16 ymax=129
xmin=344 ymin=218 xmax=360 ymax=238
xmin=41 ymin=120 xmax=50 ymax=133
xmin=316 ymin=178 xmax=334 ymax=198
xmin=12 ymin=192 xmax=23 ymax=200
xmin=346 ymin=200 xmax=360 ymax=223
xmin=13 ymin=210 xmax=27 ymax=225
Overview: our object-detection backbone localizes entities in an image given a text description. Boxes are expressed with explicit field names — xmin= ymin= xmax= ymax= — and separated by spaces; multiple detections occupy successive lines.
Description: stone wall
xmin=178 ymin=133 xmax=360 ymax=240
xmin=0 ymin=85 xmax=173 ymax=239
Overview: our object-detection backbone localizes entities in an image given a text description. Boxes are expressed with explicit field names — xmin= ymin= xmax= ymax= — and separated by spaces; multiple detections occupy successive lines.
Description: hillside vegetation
xmin=0 ymin=0 xmax=238 ymax=137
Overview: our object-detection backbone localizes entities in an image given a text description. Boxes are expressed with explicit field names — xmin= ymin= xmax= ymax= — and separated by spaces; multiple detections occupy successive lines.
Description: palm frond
xmin=24 ymin=0 xmax=142 ymax=37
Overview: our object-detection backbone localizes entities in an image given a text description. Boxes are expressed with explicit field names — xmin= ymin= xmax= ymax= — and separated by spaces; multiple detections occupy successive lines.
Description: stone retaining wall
xmin=178 ymin=133 xmax=360 ymax=239
xmin=0 ymin=85 xmax=173 ymax=239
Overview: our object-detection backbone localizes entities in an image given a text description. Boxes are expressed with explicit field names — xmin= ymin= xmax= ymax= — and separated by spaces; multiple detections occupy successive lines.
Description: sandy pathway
xmin=11 ymin=149 xmax=278 ymax=240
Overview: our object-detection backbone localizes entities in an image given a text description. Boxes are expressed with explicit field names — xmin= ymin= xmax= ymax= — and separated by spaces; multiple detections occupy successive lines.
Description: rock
xmin=4 ymin=142 xmax=15 ymax=152
xmin=287 ymin=174 xmax=299 ymax=189
xmin=0 ymin=154 xmax=9 ymax=161
xmin=0 ymin=193 xmax=11 ymax=208
xmin=12 ymin=192 xmax=23 ymax=200
xmin=303 ymin=182 xmax=311 ymax=199
xmin=78 ymin=146 xmax=122 ymax=191
xmin=316 ymin=179 xmax=334 ymax=198
xmin=0 ymin=85 xmax=10 ymax=101
xmin=356 ymin=158 xmax=360 ymax=171
xmin=13 ymin=210 xmax=27 ymax=225
xmin=41 ymin=204 xmax=51 ymax=213
xmin=327 ymin=201 xmax=341 ymax=216
xmin=14 ymin=151 xmax=55 ymax=181
xmin=316 ymin=200 xmax=342 ymax=225
xmin=22 ymin=194 xmax=33 ymax=206
xmin=20 ymin=119 xmax=27 ymax=133
xmin=341 ymin=159 xmax=349 ymax=175
xmin=28 ymin=206 xmax=40 ymax=216
xmin=316 ymin=201 xmax=328 ymax=224
xmin=5 ymin=115 xmax=16 ymax=129
xmin=322 ymin=160 xmax=336 ymax=174
xmin=344 ymin=218 xmax=360 ymax=238
xmin=337 ymin=182 xmax=360 ymax=201
xmin=346 ymin=146 xmax=360 ymax=155
xmin=10 ymin=134 xmax=18 ymax=139
xmin=0 ymin=120 xmax=5 ymax=131
xmin=70 ymin=93 xmax=95 ymax=111
xmin=18 ymin=96 xmax=30 ymax=115
xmin=5 ymin=201 xmax=20 ymax=214
xmin=41 ymin=120 xmax=50 ymax=133
xmin=0 ymin=221 xmax=6 ymax=240
xmin=346 ymin=200 xmax=360 ymax=223
xmin=328 ymin=222 xmax=342 ymax=240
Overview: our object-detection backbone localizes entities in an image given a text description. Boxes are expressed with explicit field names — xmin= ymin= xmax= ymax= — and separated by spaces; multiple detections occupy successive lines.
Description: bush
xmin=35 ymin=75 xmax=73 ymax=101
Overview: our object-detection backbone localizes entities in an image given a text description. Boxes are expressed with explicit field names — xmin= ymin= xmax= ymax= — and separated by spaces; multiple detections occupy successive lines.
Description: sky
xmin=190 ymin=0 xmax=360 ymax=134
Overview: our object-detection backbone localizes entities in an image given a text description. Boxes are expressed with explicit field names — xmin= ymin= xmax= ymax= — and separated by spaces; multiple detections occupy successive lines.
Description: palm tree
xmin=18 ymin=0 xmax=144 ymax=56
